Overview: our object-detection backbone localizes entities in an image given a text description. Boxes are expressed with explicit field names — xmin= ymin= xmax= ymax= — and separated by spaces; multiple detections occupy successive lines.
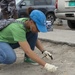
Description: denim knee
xmin=2 ymin=53 xmax=16 ymax=64
xmin=5 ymin=54 xmax=16 ymax=64
xmin=0 ymin=42 xmax=17 ymax=64
xmin=26 ymin=32 xmax=38 ymax=50
xmin=7 ymin=55 xmax=16 ymax=64
xmin=0 ymin=54 xmax=16 ymax=64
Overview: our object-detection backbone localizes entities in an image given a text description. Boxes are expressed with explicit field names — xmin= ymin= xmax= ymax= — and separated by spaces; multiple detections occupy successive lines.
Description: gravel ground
xmin=0 ymin=40 xmax=75 ymax=75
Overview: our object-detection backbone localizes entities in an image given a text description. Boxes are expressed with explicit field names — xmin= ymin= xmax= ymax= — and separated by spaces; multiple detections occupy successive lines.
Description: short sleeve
xmin=10 ymin=23 xmax=27 ymax=42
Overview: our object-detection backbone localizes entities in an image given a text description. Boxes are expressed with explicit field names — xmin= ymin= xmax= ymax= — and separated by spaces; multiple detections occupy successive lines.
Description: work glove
xmin=44 ymin=63 xmax=58 ymax=72
xmin=42 ymin=50 xmax=53 ymax=60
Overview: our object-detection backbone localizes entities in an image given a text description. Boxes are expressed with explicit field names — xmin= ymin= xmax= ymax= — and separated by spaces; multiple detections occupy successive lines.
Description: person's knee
xmin=8 ymin=55 xmax=16 ymax=64
xmin=1 ymin=54 xmax=16 ymax=64
xmin=33 ymin=33 xmax=38 ymax=38
xmin=3 ymin=54 xmax=16 ymax=64
xmin=27 ymin=31 xmax=38 ymax=39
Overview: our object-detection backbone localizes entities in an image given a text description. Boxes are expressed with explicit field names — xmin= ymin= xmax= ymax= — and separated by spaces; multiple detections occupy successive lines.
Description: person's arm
xmin=36 ymin=39 xmax=53 ymax=60
xmin=36 ymin=39 xmax=44 ymax=52
xmin=19 ymin=41 xmax=46 ymax=66
xmin=18 ymin=41 xmax=57 ymax=72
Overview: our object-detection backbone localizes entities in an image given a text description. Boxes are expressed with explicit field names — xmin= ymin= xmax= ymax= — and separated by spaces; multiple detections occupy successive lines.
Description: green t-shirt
xmin=0 ymin=18 xmax=29 ymax=43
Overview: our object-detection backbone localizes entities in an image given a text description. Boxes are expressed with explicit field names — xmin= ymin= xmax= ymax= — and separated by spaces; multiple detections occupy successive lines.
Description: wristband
xmin=42 ymin=50 xmax=46 ymax=54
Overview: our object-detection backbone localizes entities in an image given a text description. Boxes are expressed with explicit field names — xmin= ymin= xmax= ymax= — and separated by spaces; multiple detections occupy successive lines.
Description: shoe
xmin=24 ymin=58 xmax=39 ymax=65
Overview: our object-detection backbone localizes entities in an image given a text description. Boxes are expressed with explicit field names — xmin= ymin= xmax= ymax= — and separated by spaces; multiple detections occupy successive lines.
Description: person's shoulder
xmin=9 ymin=22 xmax=24 ymax=31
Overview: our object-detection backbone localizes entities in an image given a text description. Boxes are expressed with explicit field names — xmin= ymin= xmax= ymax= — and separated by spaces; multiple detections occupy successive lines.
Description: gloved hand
xmin=44 ymin=63 xmax=58 ymax=72
xmin=42 ymin=50 xmax=53 ymax=60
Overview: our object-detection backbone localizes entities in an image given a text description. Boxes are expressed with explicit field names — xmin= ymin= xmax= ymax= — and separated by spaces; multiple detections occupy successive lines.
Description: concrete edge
xmin=39 ymin=38 xmax=75 ymax=47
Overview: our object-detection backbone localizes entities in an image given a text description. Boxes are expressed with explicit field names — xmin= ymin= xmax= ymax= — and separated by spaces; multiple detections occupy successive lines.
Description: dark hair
xmin=26 ymin=7 xmax=35 ymax=16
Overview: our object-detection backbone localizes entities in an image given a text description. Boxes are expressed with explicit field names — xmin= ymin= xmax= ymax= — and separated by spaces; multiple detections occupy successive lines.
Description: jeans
xmin=0 ymin=31 xmax=38 ymax=64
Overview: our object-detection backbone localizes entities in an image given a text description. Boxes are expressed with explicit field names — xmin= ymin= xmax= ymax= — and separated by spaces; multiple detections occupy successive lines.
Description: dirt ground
xmin=0 ymin=21 xmax=75 ymax=75
xmin=0 ymin=40 xmax=75 ymax=75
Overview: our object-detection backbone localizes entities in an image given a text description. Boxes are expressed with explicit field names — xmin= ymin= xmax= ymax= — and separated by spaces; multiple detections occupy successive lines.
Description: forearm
xmin=36 ymin=39 xmax=45 ymax=52
xmin=19 ymin=41 xmax=46 ymax=66
xmin=26 ymin=49 xmax=46 ymax=66
xmin=36 ymin=39 xmax=53 ymax=60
